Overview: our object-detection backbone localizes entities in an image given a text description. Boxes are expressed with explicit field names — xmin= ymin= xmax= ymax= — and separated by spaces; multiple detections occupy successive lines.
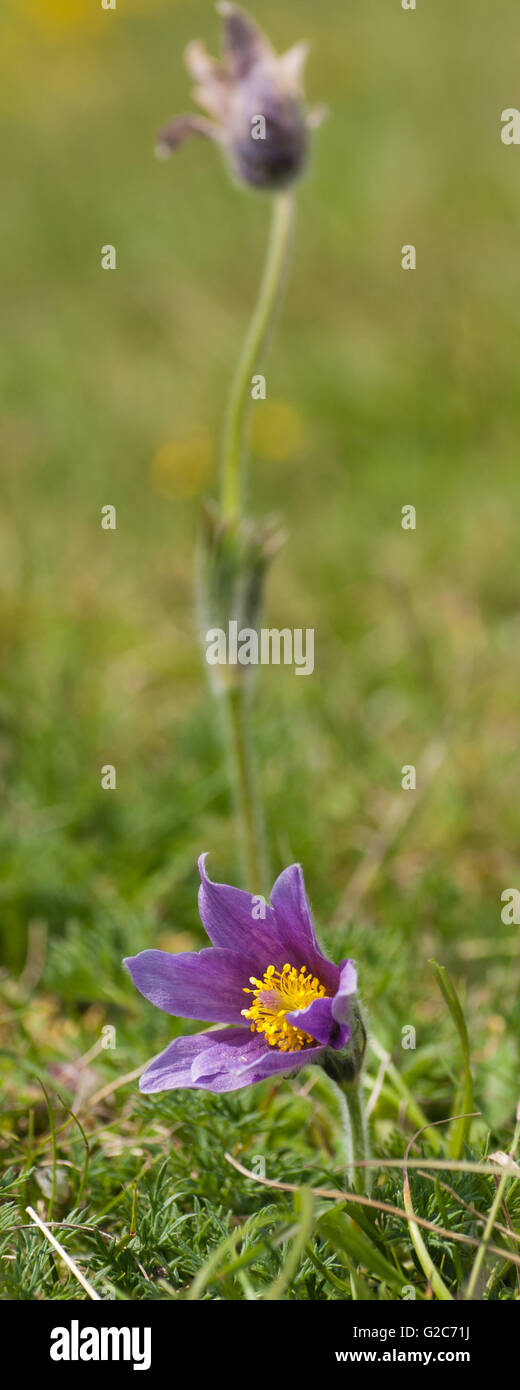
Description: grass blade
xmin=429 ymin=960 xmax=474 ymax=1158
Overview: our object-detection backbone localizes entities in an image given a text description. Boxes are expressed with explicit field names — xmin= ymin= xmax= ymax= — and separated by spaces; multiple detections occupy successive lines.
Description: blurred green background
xmin=1 ymin=0 xmax=520 ymax=1129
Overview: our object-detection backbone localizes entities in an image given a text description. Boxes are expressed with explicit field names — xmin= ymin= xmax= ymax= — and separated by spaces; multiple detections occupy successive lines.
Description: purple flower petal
xmin=156 ymin=114 xmax=223 ymax=158
xmin=198 ymin=854 xmax=287 ymax=967
xmin=269 ymin=863 xmax=339 ymax=991
xmin=285 ymin=995 xmax=335 ymax=1045
xmin=198 ymin=855 xmax=339 ymax=997
xmin=205 ymin=1034 xmax=325 ymax=1090
xmin=219 ymin=3 xmax=273 ymax=81
xmin=332 ymin=959 xmax=358 ymax=1024
xmin=140 ymin=1032 xmax=213 ymax=1092
xmin=286 ymin=959 xmax=358 ymax=1049
xmin=285 ymin=995 xmax=349 ymax=1048
xmin=124 ymin=946 xmax=259 ymax=1026
xmin=140 ymin=1025 xmax=325 ymax=1094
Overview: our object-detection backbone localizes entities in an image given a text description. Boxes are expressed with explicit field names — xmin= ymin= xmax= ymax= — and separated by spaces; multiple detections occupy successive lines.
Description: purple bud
xmin=157 ymin=4 xmax=324 ymax=192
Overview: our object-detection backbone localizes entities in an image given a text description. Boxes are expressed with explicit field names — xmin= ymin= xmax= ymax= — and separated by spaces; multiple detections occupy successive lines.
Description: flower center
xmin=241 ymin=962 xmax=327 ymax=1052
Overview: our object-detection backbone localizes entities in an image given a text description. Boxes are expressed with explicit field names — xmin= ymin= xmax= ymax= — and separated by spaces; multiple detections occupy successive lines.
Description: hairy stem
xmin=223 ymin=684 xmax=269 ymax=896
xmin=220 ymin=189 xmax=295 ymax=522
xmin=343 ymin=1081 xmax=371 ymax=1196
xmin=216 ymin=191 xmax=295 ymax=886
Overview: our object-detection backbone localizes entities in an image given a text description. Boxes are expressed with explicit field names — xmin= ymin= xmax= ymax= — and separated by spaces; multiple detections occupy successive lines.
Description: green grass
xmin=1 ymin=0 xmax=520 ymax=1300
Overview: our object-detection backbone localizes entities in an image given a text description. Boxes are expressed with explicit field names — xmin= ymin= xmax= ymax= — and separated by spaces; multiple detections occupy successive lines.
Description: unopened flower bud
xmin=156 ymin=4 xmax=325 ymax=192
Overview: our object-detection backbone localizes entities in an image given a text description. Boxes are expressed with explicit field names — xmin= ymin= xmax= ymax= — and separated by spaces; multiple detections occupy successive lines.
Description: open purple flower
xmin=124 ymin=856 xmax=360 ymax=1094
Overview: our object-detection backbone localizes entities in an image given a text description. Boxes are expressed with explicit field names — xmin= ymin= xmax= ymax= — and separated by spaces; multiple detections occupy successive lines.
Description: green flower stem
xmin=220 ymin=188 xmax=295 ymax=523
xmin=342 ymin=1080 xmax=371 ymax=1197
xmin=223 ymin=683 xmax=269 ymax=896
xmin=216 ymin=190 xmax=295 ymax=886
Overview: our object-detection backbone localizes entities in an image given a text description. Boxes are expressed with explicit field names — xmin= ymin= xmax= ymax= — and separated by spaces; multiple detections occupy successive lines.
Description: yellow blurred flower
xmin=24 ymin=0 xmax=94 ymax=30
xmin=21 ymin=0 xmax=170 ymax=34
xmin=155 ymin=930 xmax=197 ymax=954
xmin=251 ymin=401 xmax=305 ymax=462
xmin=150 ymin=430 xmax=213 ymax=500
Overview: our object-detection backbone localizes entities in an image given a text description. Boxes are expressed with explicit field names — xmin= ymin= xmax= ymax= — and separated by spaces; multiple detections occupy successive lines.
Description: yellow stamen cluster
xmin=242 ymin=962 xmax=327 ymax=1052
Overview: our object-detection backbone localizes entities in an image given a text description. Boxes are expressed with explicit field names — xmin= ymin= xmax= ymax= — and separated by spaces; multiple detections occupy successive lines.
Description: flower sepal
xmin=321 ymin=999 xmax=367 ymax=1087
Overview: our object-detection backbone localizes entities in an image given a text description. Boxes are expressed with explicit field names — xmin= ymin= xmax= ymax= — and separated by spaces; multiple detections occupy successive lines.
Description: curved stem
xmin=221 ymin=189 xmax=295 ymax=522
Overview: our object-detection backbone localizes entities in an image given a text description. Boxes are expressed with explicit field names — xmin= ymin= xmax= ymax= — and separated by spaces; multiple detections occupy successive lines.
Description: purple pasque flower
xmin=156 ymin=3 xmax=325 ymax=191
xmin=124 ymin=856 xmax=359 ymax=1095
